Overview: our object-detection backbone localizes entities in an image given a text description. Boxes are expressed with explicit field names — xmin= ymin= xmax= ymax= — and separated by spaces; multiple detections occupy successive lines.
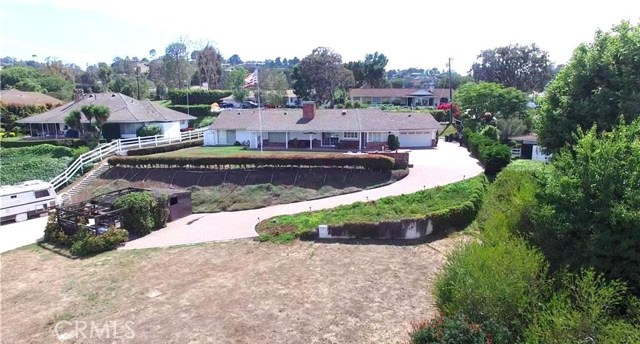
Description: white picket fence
xmin=50 ymin=128 xmax=208 ymax=191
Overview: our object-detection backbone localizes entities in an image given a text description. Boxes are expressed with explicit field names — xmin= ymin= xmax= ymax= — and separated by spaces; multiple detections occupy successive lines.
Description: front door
xmin=321 ymin=132 xmax=339 ymax=147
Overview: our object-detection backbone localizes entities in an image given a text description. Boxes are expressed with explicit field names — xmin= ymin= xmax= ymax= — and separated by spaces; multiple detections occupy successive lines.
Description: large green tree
xmin=537 ymin=21 xmax=640 ymax=153
xmin=295 ymin=47 xmax=354 ymax=106
xmin=162 ymin=42 xmax=192 ymax=89
xmin=454 ymin=82 xmax=528 ymax=120
xmin=344 ymin=51 xmax=389 ymax=88
xmin=471 ymin=43 xmax=554 ymax=92
xmin=531 ymin=119 xmax=640 ymax=292
xmin=195 ymin=44 xmax=222 ymax=89
xmin=228 ymin=67 xmax=249 ymax=102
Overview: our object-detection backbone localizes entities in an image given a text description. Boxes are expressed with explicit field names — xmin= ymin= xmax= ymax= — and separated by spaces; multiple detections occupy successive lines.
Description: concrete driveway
xmin=0 ymin=216 xmax=47 ymax=254
xmin=122 ymin=141 xmax=482 ymax=250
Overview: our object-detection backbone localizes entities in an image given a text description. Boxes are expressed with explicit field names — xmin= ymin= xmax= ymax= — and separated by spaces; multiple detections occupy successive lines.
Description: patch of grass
xmin=190 ymin=183 xmax=364 ymax=213
xmin=193 ymin=115 xmax=216 ymax=128
xmin=0 ymin=144 xmax=74 ymax=184
xmin=256 ymin=175 xmax=486 ymax=242
xmin=153 ymin=146 xmax=332 ymax=158
xmin=155 ymin=99 xmax=171 ymax=107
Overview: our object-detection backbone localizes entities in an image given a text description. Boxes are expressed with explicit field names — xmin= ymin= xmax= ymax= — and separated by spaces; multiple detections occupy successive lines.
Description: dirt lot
xmin=0 ymin=235 xmax=464 ymax=343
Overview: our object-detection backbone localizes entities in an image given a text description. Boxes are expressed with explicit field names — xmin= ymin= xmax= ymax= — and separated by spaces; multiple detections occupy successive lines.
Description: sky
xmin=1 ymin=0 xmax=639 ymax=73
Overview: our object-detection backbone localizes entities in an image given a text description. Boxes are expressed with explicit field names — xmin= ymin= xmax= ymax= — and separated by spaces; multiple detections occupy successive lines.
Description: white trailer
xmin=0 ymin=180 xmax=60 ymax=223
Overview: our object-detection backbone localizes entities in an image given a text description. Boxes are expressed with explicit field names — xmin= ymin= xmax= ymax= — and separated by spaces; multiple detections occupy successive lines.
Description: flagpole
xmin=257 ymin=68 xmax=263 ymax=153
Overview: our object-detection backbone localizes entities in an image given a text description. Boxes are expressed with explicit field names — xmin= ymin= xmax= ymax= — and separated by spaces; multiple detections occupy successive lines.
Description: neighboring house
xmin=205 ymin=102 xmax=442 ymax=149
xmin=349 ymin=87 xmax=452 ymax=107
xmin=285 ymin=89 xmax=300 ymax=107
xmin=510 ymin=134 xmax=551 ymax=162
xmin=17 ymin=92 xmax=196 ymax=139
xmin=0 ymin=89 xmax=64 ymax=108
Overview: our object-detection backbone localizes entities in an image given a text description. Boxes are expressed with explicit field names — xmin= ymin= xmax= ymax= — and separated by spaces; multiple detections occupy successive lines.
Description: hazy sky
xmin=1 ymin=0 xmax=638 ymax=73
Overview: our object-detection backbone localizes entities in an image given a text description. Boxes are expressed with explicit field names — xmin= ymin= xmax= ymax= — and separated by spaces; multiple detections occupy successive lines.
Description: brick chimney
xmin=302 ymin=101 xmax=316 ymax=120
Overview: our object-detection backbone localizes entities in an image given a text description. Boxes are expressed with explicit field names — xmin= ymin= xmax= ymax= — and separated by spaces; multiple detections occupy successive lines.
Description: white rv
xmin=0 ymin=180 xmax=60 ymax=223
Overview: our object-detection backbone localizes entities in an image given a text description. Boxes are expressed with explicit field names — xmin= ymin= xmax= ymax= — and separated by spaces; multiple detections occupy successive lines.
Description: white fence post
xmin=155 ymin=135 xmax=158 ymax=146
xmin=138 ymin=136 xmax=142 ymax=148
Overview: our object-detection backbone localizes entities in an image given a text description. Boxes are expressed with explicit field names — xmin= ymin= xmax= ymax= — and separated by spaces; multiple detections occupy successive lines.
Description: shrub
xmin=353 ymin=101 xmax=361 ymax=108
xmin=257 ymin=175 xmax=487 ymax=242
xmin=387 ymin=134 xmax=400 ymax=151
xmin=69 ymin=226 xmax=128 ymax=256
xmin=410 ymin=315 xmax=511 ymax=344
xmin=479 ymin=125 xmax=499 ymax=141
xmin=108 ymin=153 xmax=395 ymax=171
xmin=524 ymin=269 xmax=640 ymax=344
xmin=435 ymin=237 xmax=549 ymax=340
xmin=344 ymin=100 xmax=353 ymax=108
xmin=431 ymin=110 xmax=449 ymax=122
xmin=136 ymin=124 xmax=161 ymax=137
xmin=478 ymin=143 xmax=511 ymax=175
xmin=43 ymin=212 xmax=71 ymax=246
xmin=168 ymin=89 xmax=232 ymax=105
xmin=167 ymin=104 xmax=212 ymax=117
xmin=125 ymin=139 xmax=203 ymax=156
xmin=466 ymin=133 xmax=511 ymax=175
xmin=114 ymin=192 xmax=158 ymax=236
xmin=476 ymin=161 xmax=546 ymax=243
xmin=532 ymin=120 xmax=640 ymax=292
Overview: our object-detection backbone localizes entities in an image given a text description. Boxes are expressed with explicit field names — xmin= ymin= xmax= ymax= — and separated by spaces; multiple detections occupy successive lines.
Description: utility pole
xmin=448 ymin=57 xmax=453 ymax=124
xmin=136 ymin=66 xmax=141 ymax=100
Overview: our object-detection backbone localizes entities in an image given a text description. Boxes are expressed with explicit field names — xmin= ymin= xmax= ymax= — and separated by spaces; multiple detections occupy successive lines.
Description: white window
xmin=343 ymin=132 xmax=358 ymax=139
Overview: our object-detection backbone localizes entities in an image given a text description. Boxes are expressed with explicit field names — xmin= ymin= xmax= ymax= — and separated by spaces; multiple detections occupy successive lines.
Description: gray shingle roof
xmin=17 ymin=93 xmax=196 ymax=124
xmin=211 ymin=108 xmax=442 ymax=132
xmin=0 ymin=89 xmax=63 ymax=107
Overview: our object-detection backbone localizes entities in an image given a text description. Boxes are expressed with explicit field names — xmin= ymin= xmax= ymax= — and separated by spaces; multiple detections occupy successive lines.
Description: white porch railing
xmin=50 ymin=128 xmax=207 ymax=191
xmin=511 ymin=148 xmax=522 ymax=158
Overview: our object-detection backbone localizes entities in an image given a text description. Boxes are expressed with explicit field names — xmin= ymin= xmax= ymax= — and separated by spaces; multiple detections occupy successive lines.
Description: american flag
xmin=243 ymin=70 xmax=258 ymax=88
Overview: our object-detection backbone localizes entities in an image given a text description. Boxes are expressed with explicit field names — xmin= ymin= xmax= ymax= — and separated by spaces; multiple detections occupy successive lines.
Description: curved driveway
xmin=122 ymin=142 xmax=482 ymax=250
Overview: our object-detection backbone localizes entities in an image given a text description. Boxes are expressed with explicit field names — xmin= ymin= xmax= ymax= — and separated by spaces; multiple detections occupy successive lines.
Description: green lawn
xmin=256 ymin=175 xmax=486 ymax=242
xmin=153 ymin=146 xmax=329 ymax=158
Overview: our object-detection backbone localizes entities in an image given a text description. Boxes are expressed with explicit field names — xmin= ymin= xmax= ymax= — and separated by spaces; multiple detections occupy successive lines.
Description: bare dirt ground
xmin=0 ymin=235 xmax=465 ymax=344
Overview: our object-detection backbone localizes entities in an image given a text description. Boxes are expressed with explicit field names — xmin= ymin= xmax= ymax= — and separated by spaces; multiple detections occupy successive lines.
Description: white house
xmin=510 ymin=134 xmax=552 ymax=162
xmin=17 ymin=92 xmax=196 ymax=139
xmin=206 ymin=102 xmax=442 ymax=150
xmin=349 ymin=87 xmax=452 ymax=107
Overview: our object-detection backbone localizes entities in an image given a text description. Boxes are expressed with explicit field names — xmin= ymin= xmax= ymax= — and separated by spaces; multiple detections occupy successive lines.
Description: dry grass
xmin=0 ymin=236 xmax=466 ymax=343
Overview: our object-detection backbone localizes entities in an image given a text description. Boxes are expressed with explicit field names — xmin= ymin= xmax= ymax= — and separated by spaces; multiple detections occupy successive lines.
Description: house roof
xmin=510 ymin=134 xmax=539 ymax=143
xmin=211 ymin=108 xmax=442 ymax=133
xmin=0 ymin=89 xmax=63 ymax=107
xmin=349 ymin=88 xmax=453 ymax=99
xmin=17 ymin=93 xmax=196 ymax=124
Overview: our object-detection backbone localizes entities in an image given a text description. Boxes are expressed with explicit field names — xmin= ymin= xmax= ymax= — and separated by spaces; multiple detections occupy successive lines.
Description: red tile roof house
xmin=17 ymin=92 xmax=196 ymax=139
xmin=207 ymin=102 xmax=443 ymax=150
xmin=349 ymin=87 xmax=453 ymax=107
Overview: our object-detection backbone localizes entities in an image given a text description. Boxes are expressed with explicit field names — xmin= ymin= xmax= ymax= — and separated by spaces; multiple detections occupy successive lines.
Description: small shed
xmin=57 ymin=187 xmax=192 ymax=235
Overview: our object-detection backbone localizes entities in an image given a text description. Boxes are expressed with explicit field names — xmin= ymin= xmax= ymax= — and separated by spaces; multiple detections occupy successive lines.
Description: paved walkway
xmin=122 ymin=142 xmax=482 ymax=250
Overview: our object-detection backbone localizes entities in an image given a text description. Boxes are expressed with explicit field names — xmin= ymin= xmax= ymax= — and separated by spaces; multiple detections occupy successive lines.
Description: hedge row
xmin=0 ymin=138 xmax=85 ymax=148
xmin=168 ymin=89 xmax=232 ymax=105
xmin=167 ymin=104 xmax=213 ymax=117
xmin=325 ymin=176 xmax=485 ymax=238
xmin=465 ymin=130 xmax=511 ymax=175
xmin=126 ymin=139 xmax=204 ymax=156
xmin=108 ymin=153 xmax=395 ymax=171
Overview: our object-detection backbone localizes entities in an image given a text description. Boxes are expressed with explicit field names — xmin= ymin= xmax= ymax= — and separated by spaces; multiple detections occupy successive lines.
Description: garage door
xmin=399 ymin=131 xmax=431 ymax=148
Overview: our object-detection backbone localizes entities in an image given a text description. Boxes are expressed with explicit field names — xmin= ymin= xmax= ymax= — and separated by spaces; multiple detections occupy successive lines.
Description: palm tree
xmin=79 ymin=105 xmax=110 ymax=146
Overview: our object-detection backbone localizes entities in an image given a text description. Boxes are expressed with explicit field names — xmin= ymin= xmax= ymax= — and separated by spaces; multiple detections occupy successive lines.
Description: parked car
xmin=241 ymin=100 xmax=258 ymax=109
xmin=221 ymin=101 xmax=234 ymax=108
